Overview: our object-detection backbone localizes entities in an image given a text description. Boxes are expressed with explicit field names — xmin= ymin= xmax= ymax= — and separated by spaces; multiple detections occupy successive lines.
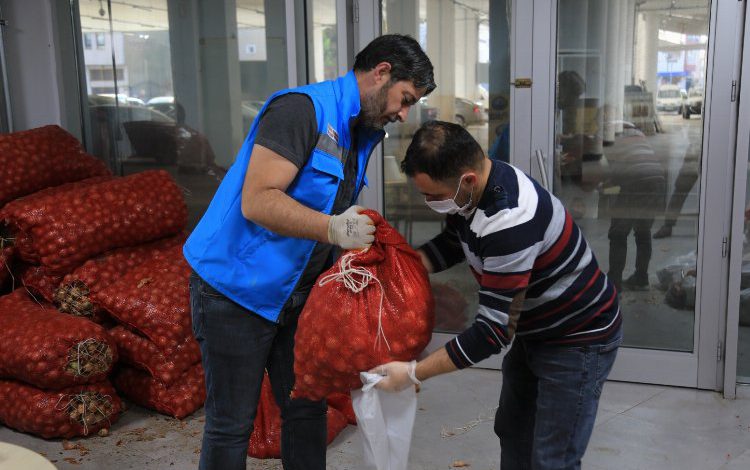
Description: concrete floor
xmin=1 ymin=368 xmax=749 ymax=469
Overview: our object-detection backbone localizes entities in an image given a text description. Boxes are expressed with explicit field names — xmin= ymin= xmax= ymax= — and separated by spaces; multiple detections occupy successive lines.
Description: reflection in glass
xmin=554 ymin=0 xmax=710 ymax=352
xmin=77 ymin=0 xmax=291 ymax=229
xmin=382 ymin=0 xmax=509 ymax=333
xmin=307 ymin=0 xmax=339 ymax=83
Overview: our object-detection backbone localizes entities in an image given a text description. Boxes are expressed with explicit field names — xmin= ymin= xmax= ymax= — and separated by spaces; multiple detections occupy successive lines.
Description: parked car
xmin=682 ymin=87 xmax=703 ymax=119
xmin=656 ymin=85 xmax=684 ymax=114
xmin=146 ymin=96 xmax=178 ymax=121
xmin=454 ymin=97 xmax=488 ymax=126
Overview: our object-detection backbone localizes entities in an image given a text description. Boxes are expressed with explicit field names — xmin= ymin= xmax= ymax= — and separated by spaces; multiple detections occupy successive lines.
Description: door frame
xmin=724 ymin=0 xmax=750 ymax=398
xmin=357 ymin=0 xmax=744 ymax=390
xmin=529 ymin=0 xmax=744 ymax=390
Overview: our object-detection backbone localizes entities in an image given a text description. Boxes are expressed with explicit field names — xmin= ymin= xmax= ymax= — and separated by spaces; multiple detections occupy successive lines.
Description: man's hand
xmin=417 ymin=249 xmax=434 ymax=274
xmin=369 ymin=361 xmax=420 ymax=392
xmin=328 ymin=205 xmax=376 ymax=250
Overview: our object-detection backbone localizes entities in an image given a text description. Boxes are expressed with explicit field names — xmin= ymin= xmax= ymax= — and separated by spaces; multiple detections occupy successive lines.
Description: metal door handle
xmin=535 ymin=149 xmax=551 ymax=191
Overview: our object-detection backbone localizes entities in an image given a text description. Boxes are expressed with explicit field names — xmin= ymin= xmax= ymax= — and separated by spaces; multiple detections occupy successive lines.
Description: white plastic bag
xmin=351 ymin=372 xmax=417 ymax=470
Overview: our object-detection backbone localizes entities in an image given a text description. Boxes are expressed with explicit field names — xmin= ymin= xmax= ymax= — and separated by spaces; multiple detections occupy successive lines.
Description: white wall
xmin=1 ymin=0 xmax=66 ymax=132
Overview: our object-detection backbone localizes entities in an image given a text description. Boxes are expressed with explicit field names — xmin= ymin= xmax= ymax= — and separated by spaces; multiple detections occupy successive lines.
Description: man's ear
xmin=462 ymin=172 xmax=479 ymax=187
xmin=373 ymin=62 xmax=392 ymax=84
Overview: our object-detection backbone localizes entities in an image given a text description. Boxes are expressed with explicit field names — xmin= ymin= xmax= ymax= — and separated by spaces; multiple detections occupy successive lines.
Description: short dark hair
xmin=353 ymin=34 xmax=436 ymax=95
xmin=401 ymin=121 xmax=485 ymax=181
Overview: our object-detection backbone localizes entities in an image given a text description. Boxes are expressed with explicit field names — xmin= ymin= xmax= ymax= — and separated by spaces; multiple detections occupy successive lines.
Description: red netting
xmin=0 ymin=379 xmax=122 ymax=439
xmin=326 ymin=392 xmax=356 ymax=425
xmin=1 ymin=177 xmax=112 ymax=266
xmin=0 ymin=171 xmax=186 ymax=275
xmin=20 ymin=265 xmax=62 ymax=303
xmin=0 ymin=245 xmax=13 ymax=289
xmin=93 ymin=245 xmax=192 ymax=352
xmin=0 ymin=125 xmax=111 ymax=207
xmin=0 ymin=290 xmax=117 ymax=389
xmin=108 ymin=325 xmax=200 ymax=387
xmin=248 ymin=373 xmax=349 ymax=459
xmin=54 ymin=235 xmax=186 ymax=321
xmin=113 ymin=363 xmax=205 ymax=419
xmin=293 ymin=210 xmax=434 ymax=400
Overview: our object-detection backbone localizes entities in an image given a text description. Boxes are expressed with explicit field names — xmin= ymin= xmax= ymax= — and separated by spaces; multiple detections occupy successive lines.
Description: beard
xmin=359 ymin=81 xmax=391 ymax=130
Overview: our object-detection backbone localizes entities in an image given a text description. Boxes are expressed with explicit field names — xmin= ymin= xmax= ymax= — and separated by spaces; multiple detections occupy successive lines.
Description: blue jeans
xmin=495 ymin=331 xmax=622 ymax=470
xmin=189 ymin=272 xmax=327 ymax=470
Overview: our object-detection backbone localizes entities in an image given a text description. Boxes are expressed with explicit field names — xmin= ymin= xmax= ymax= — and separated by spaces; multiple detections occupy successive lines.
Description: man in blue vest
xmin=183 ymin=34 xmax=435 ymax=470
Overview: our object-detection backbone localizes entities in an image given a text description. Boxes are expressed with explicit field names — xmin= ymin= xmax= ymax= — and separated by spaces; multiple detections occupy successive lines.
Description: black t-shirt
xmin=254 ymin=93 xmax=361 ymax=310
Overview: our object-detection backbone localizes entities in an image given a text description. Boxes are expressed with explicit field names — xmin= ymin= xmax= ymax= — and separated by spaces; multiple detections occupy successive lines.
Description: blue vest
xmin=183 ymin=71 xmax=385 ymax=322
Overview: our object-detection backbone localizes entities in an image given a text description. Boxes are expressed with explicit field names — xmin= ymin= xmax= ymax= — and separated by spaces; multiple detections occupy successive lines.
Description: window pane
xmin=77 ymin=0 xmax=291 ymax=229
xmin=553 ymin=0 xmax=710 ymax=351
xmin=307 ymin=0 xmax=339 ymax=83
xmin=382 ymin=0 xmax=506 ymax=333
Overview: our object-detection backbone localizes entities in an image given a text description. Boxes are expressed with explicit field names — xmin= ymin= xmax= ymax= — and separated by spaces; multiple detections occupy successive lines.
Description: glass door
xmin=530 ymin=0 xmax=743 ymax=388
xmin=357 ymin=0 xmax=531 ymax=369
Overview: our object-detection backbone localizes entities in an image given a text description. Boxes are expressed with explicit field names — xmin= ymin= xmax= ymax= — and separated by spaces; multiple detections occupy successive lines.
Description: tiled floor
xmin=1 ymin=368 xmax=748 ymax=469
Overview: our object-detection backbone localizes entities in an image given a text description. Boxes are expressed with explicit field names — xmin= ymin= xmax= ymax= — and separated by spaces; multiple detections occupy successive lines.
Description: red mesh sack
xmin=0 ymin=290 xmax=117 ymax=389
xmin=326 ymin=392 xmax=357 ymax=425
xmin=432 ymin=282 xmax=470 ymax=331
xmin=0 ymin=170 xmax=187 ymax=275
xmin=248 ymin=373 xmax=349 ymax=459
xmin=20 ymin=265 xmax=62 ymax=302
xmin=0 ymin=245 xmax=13 ymax=289
xmin=93 ymin=245 xmax=191 ymax=352
xmin=54 ymin=235 xmax=186 ymax=320
xmin=0 ymin=379 xmax=122 ymax=439
xmin=0 ymin=125 xmax=111 ymax=207
xmin=293 ymin=210 xmax=434 ymax=400
xmin=113 ymin=363 xmax=205 ymax=419
xmin=0 ymin=176 xmax=112 ymax=266
xmin=108 ymin=325 xmax=200 ymax=387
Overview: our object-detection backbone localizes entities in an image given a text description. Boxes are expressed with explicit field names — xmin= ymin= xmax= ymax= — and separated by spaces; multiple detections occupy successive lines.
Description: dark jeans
xmin=607 ymin=178 xmax=665 ymax=289
xmin=663 ymin=152 xmax=700 ymax=227
xmin=189 ymin=272 xmax=327 ymax=470
xmin=608 ymin=216 xmax=655 ymax=288
xmin=495 ymin=331 xmax=622 ymax=470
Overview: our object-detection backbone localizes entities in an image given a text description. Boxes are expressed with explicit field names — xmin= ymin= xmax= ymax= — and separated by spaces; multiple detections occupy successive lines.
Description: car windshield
xmin=658 ymin=89 xmax=681 ymax=98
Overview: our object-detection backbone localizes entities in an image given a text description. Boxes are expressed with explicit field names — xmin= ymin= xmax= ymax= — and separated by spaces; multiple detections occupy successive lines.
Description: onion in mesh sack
xmin=0 ymin=379 xmax=121 ymax=439
xmin=0 ymin=171 xmax=187 ymax=275
xmin=54 ymin=235 xmax=186 ymax=321
xmin=0 ymin=290 xmax=117 ymax=389
xmin=93 ymin=245 xmax=192 ymax=352
xmin=108 ymin=325 xmax=200 ymax=387
xmin=293 ymin=210 xmax=434 ymax=401
xmin=0 ymin=125 xmax=111 ymax=207
xmin=113 ymin=363 xmax=204 ymax=420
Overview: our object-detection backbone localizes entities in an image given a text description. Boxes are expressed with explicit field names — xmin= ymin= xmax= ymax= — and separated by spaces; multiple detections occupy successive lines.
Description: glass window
xmin=84 ymin=32 xmax=92 ymax=49
xmin=307 ymin=0 xmax=339 ymax=83
xmin=382 ymin=0 xmax=509 ymax=333
xmin=552 ymin=0 xmax=710 ymax=351
xmin=77 ymin=0 xmax=292 ymax=229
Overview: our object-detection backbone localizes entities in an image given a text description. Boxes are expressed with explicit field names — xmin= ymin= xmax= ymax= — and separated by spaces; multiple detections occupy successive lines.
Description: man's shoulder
xmin=266 ymin=92 xmax=315 ymax=113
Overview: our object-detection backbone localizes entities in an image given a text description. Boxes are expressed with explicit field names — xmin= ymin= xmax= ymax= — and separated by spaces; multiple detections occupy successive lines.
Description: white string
xmin=318 ymin=251 xmax=390 ymax=351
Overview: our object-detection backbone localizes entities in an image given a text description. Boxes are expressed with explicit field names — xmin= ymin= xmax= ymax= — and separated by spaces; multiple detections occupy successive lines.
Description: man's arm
xmin=241 ymin=144 xmax=330 ymax=243
xmin=241 ymin=144 xmax=375 ymax=249
xmin=418 ymin=217 xmax=465 ymax=273
xmin=373 ymin=288 xmax=527 ymax=392
xmin=417 ymin=249 xmax=434 ymax=274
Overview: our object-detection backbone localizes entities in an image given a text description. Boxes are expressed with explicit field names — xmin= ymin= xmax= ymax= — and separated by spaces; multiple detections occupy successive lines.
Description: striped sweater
xmin=420 ymin=160 xmax=621 ymax=369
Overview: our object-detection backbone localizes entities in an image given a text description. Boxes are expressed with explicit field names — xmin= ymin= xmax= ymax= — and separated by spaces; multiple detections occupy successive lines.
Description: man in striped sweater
xmin=373 ymin=121 xmax=622 ymax=470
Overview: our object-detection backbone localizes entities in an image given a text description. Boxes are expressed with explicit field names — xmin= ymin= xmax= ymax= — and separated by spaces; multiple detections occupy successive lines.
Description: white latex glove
xmin=327 ymin=205 xmax=375 ymax=250
xmin=369 ymin=361 xmax=421 ymax=393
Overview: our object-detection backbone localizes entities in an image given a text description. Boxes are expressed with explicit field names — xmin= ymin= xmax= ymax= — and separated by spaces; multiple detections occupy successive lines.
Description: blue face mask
xmin=424 ymin=174 xmax=475 ymax=216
